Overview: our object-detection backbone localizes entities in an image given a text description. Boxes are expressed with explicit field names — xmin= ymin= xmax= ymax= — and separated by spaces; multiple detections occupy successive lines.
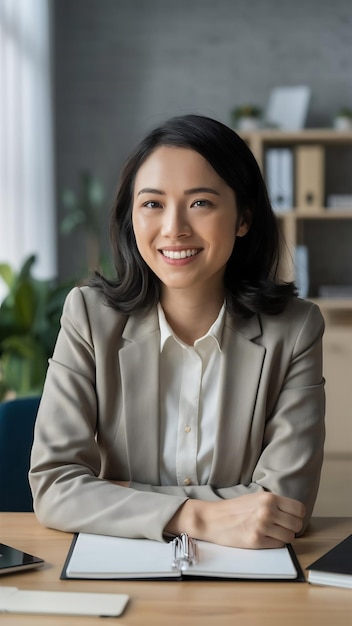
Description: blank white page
xmin=65 ymin=533 xmax=178 ymax=579
xmin=64 ymin=533 xmax=298 ymax=580
xmin=187 ymin=541 xmax=297 ymax=579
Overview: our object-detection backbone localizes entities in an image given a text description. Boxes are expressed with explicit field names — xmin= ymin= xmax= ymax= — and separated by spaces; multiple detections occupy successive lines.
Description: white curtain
xmin=0 ymin=0 xmax=56 ymax=301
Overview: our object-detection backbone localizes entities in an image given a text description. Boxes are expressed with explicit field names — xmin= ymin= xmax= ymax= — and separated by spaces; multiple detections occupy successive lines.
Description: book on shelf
xmin=61 ymin=532 xmax=304 ymax=582
xmin=265 ymin=148 xmax=294 ymax=212
xmin=295 ymin=144 xmax=325 ymax=210
xmin=318 ymin=285 xmax=352 ymax=299
xmin=326 ymin=194 xmax=352 ymax=210
xmin=295 ymin=245 xmax=309 ymax=298
xmin=307 ymin=533 xmax=352 ymax=588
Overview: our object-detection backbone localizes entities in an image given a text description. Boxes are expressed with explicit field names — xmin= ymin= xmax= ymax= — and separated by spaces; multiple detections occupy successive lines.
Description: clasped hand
xmin=166 ymin=492 xmax=305 ymax=549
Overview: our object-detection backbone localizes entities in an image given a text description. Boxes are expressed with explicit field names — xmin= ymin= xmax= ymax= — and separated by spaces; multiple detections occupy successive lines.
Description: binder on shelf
xmin=295 ymin=245 xmax=309 ymax=298
xmin=265 ymin=148 xmax=294 ymax=212
xmin=295 ymin=145 xmax=325 ymax=210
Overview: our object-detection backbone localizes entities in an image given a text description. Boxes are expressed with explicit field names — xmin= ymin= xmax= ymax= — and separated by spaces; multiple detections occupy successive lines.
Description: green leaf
xmin=62 ymin=189 xmax=77 ymax=211
xmin=60 ymin=210 xmax=86 ymax=234
xmin=0 ymin=254 xmax=73 ymax=398
xmin=87 ymin=177 xmax=105 ymax=207
xmin=0 ymin=263 xmax=15 ymax=289
xmin=13 ymin=280 xmax=37 ymax=330
xmin=18 ymin=255 xmax=37 ymax=281
xmin=2 ymin=334 xmax=37 ymax=358
xmin=0 ymin=336 xmax=47 ymax=397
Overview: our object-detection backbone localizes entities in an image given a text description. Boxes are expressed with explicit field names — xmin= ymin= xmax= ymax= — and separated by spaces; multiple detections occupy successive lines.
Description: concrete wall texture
xmin=53 ymin=0 xmax=352 ymax=280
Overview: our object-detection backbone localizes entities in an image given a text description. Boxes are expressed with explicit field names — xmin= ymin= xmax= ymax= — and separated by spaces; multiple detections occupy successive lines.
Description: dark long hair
xmin=89 ymin=114 xmax=296 ymax=316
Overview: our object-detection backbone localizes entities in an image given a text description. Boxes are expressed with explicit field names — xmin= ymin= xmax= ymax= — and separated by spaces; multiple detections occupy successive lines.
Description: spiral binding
xmin=171 ymin=533 xmax=198 ymax=568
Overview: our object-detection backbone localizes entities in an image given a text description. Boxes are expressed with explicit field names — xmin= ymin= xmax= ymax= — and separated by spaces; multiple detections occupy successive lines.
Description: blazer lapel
xmin=119 ymin=309 xmax=161 ymax=484
xmin=209 ymin=312 xmax=266 ymax=485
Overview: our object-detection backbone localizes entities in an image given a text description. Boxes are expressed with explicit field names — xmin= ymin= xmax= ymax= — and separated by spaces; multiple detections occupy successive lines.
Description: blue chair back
xmin=0 ymin=396 xmax=41 ymax=511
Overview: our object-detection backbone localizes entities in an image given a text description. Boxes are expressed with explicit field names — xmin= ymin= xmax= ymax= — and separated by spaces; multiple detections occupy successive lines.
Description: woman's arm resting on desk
xmin=30 ymin=289 xmax=323 ymax=544
xmin=165 ymin=492 xmax=305 ymax=549
xmin=112 ymin=480 xmax=305 ymax=548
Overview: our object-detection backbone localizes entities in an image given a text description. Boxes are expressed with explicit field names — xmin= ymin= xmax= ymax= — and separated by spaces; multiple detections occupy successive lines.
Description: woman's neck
xmin=160 ymin=288 xmax=225 ymax=345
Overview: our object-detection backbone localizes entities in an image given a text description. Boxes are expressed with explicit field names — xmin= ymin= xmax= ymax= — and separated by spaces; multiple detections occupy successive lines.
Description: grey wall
xmin=53 ymin=0 xmax=352 ymax=280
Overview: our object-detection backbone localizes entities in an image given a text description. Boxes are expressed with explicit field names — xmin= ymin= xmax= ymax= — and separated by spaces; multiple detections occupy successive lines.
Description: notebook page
xmin=185 ymin=541 xmax=297 ymax=579
xmin=65 ymin=533 xmax=179 ymax=579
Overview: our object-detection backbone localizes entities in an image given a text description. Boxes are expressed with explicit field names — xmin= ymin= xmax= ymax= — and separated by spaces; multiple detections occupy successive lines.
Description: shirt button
xmin=183 ymin=478 xmax=192 ymax=486
xmin=184 ymin=425 xmax=191 ymax=433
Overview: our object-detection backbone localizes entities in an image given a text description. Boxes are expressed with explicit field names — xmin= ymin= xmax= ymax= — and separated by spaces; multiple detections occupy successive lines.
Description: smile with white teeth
xmin=161 ymin=249 xmax=199 ymax=260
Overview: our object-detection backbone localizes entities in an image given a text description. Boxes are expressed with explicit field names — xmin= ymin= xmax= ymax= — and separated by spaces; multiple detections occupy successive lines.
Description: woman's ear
xmin=236 ymin=210 xmax=251 ymax=237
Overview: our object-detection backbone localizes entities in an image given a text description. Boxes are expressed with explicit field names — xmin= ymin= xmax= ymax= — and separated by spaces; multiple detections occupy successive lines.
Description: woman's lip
xmin=158 ymin=248 xmax=203 ymax=265
xmin=158 ymin=246 xmax=202 ymax=251
xmin=159 ymin=248 xmax=201 ymax=260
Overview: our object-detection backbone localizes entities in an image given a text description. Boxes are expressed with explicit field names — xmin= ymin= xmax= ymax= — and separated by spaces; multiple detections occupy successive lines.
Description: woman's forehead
xmin=133 ymin=146 xmax=228 ymax=193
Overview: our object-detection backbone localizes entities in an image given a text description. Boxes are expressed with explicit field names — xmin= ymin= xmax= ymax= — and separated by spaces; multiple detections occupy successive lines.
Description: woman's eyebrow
xmin=184 ymin=187 xmax=220 ymax=196
xmin=137 ymin=186 xmax=220 ymax=196
xmin=137 ymin=187 xmax=165 ymax=196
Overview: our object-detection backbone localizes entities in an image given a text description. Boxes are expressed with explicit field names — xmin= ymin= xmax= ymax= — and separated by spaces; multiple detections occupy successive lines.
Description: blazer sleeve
xmin=29 ymin=288 xmax=187 ymax=541
xmin=252 ymin=301 xmax=325 ymax=530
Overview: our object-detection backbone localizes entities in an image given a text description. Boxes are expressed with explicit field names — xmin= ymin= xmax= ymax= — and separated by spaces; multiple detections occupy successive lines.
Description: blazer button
xmin=183 ymin=478 xmax=192 ymax=486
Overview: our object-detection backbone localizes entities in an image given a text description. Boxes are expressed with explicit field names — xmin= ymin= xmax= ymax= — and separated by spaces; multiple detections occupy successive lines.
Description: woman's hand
xmin=165 ymin=492 xmax=305 ymax=549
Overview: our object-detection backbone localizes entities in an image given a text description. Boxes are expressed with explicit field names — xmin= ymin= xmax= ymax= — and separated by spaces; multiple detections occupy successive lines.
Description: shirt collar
xmin=158 ymin=302 xmax=225 ymax=353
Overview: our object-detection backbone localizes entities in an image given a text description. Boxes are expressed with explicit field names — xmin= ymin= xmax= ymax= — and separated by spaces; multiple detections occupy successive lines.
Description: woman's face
xmin=132 ymin=146 xmax=249 ymax=298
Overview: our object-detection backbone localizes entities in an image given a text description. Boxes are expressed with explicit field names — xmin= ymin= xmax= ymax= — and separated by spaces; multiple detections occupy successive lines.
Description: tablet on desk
xmin=0 ymin=543 xmax=44 ymax=575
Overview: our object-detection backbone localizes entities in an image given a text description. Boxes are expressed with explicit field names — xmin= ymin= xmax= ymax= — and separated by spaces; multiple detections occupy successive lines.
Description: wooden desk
xmin=0 ymin=514 xmax=351 ymax=625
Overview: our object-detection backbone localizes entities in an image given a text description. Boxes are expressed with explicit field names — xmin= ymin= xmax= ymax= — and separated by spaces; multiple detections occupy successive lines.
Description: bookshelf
xmin=240 ymin=129 xmax=352 ymax=312
xmin=241 ymin=130 xmax=352 ymax=506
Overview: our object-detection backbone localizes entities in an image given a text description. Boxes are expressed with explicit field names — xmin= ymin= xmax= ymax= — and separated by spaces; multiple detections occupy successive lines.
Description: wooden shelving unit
xmin=240 ymin=129 xmax=352 ymax=308
xmin=241 ymin=130 xmax=352 ymax=497
xmin=241 ymin=128 xmax=352 ymax=169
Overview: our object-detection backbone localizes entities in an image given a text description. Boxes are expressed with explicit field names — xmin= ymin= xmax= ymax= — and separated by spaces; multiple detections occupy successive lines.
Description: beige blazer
xmin=29 ymin=287 xmax=325 ymax=541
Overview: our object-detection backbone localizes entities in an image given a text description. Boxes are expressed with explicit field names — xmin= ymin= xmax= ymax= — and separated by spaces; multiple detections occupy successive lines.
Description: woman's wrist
xmin=164 ymin=499 xmax=208 ymax=538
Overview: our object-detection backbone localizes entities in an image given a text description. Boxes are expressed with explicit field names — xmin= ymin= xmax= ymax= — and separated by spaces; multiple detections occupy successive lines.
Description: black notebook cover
xmin=307 ymin=533 xmax=352 ymax=576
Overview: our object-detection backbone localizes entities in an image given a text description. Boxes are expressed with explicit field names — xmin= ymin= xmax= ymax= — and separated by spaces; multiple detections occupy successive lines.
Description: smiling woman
xmin=29 ymin=115 xmax=325 ymax=550
xmin=131 ymin=145 xmax=249 ymax=337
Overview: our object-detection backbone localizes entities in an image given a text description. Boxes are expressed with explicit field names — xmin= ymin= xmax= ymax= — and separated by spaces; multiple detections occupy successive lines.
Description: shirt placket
xmin=176 ymin=346 xmax=202 ymax=486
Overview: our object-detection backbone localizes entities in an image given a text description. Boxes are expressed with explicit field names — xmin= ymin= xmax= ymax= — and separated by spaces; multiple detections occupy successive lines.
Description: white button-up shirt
xmin=158 ymin=303 xmax=225 ymax=486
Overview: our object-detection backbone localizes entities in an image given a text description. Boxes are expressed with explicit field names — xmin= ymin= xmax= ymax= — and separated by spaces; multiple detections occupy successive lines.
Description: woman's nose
xmin=161 ymin=205 xmax=191 ymax=238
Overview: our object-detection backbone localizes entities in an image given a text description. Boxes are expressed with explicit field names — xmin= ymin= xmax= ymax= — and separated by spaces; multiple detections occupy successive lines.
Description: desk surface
xmin=0 ymin=514 xmax=351 ymax=626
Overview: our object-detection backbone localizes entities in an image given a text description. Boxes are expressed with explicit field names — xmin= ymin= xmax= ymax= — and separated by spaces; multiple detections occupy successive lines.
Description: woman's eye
xmin=192 ymin=199 xmax=213 ymax=208
xmin=143 ymin=201 xmax=162 ymax=209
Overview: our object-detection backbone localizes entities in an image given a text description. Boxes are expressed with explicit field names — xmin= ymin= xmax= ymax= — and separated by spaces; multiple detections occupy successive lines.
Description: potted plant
xmin=333 ymin=108 xmax=352 ymax=131
xmin=0 ymin=255 xmax=74 ymax=401
xmin=60 ymin=171 xmax=110 ymax=273
xmin=231 ymin=104 xmax=262 ymax=131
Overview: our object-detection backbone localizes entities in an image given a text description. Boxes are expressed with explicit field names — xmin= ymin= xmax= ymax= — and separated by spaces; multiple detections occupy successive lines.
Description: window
xmin=0 ymin=0 xmax=55 ymax=301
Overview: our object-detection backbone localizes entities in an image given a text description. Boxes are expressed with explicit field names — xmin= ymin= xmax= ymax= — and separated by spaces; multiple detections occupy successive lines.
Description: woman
xmin=29 ymin=114 xmax=325 ymax=549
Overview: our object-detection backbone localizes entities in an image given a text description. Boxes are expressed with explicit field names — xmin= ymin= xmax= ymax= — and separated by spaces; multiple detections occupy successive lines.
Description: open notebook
xmin=61 ymin=533 xmax=304 ymax=582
